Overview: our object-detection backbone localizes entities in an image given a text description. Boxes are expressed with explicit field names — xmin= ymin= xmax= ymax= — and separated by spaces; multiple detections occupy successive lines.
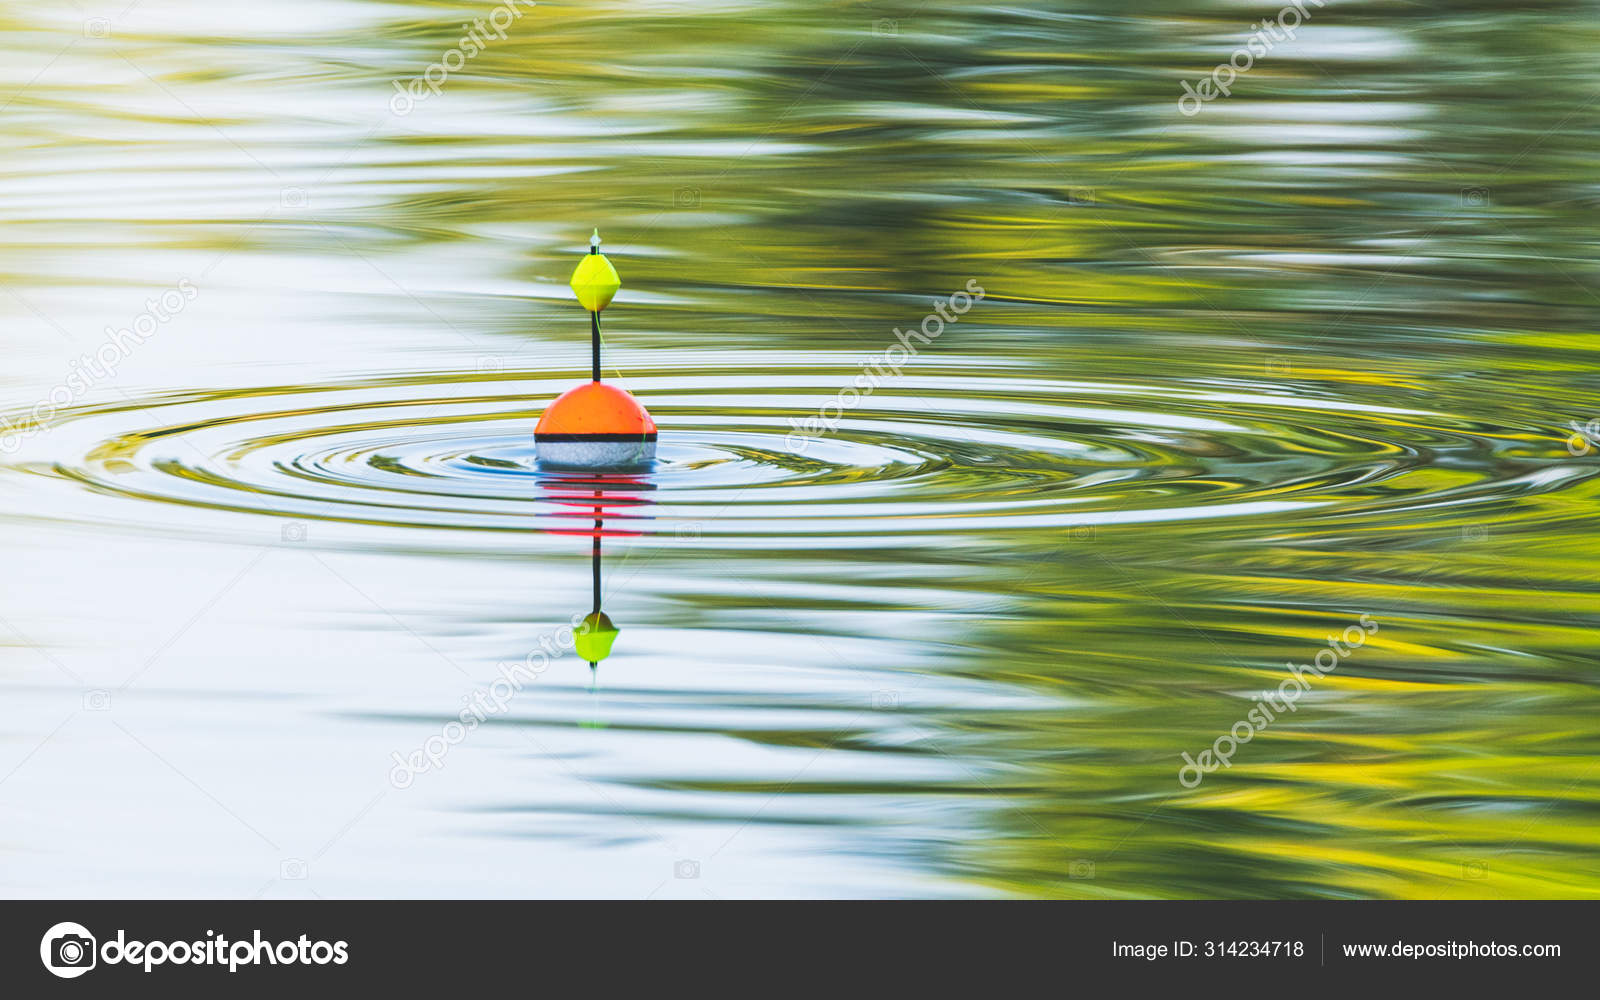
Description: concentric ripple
xmin=2 ymin=363 xmax=1587 ymax=547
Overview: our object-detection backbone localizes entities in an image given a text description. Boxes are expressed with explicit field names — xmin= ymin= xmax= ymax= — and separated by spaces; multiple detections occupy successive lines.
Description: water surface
xmin=1 ymin=0 xmax=1597 ymax=898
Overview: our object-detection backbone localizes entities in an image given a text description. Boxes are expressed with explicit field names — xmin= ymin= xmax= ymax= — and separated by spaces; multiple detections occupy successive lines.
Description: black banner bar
xmin=2 ymin=901 xmax=1591 ymax=990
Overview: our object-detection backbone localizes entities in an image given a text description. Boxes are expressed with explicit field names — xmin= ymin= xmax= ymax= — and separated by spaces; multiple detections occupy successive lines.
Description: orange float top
xmin=534 ymin=382 xmax=657 ymax=438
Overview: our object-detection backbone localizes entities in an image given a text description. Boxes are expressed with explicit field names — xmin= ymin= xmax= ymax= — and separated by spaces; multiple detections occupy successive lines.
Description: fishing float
xmin=534 ymin=230 xmax=658 ymax=470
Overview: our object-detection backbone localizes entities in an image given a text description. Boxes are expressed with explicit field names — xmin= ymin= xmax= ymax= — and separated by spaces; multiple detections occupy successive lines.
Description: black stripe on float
xmin=535 ymin=433 xmax=658 ymax=442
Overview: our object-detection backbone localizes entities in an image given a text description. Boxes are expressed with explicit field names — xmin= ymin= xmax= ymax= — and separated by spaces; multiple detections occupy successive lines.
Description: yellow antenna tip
xmin=570 ymin=234 xmax=621 ymax=311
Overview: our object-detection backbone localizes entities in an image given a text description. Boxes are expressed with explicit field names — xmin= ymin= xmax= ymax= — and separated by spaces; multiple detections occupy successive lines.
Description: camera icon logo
xmin=673 ymin=187 xmax=701 ymax=208
xmin=84 ymin=18 xmax=111 ymax=38
xmin=1460 ymin=187 xmax=1490 ymax=208
xmin=40 ymin=921 xmax=97 ymax=978
xmin=282 ymin=521 xmax=308 ymax=543
xmin=280 ymin=858 xmax=309 ymax=880
xmin=280 ymin=187 xmax=308 ymax=209
xmin=872 ymin=18 xmax=899 ymax=36
xmin=83 ymin=689 xmax=111 ymax=711
xmin=674 ymin=859 xmax=700 ymax=879
xmin=1567 ymin=419 xmax=1598 ymax=457
xmin=1069 ymin=859 xmax=1095 ymax=880
xmin=1462 ymin=860 xmax=1488 ymax=880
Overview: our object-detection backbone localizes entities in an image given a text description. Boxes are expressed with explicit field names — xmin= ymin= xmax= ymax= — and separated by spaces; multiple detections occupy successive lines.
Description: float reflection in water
xmin=537 ymin=471 xmax=657 ymax=676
